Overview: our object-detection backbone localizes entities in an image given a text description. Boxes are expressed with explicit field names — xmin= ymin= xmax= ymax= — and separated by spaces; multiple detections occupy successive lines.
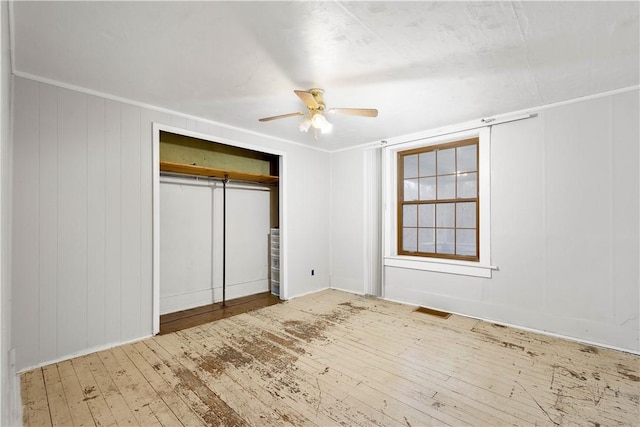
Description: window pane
xmin=436 ymin=229 xmax=455 ymax=254
xmin=419 ymin=152 xmax=436 ymax=176
xmin=436 ymin=203 xmax=455 ymax=227
xmin=403 ymin=204 xmax=417 ymax=227
xmin=418 ymin=204 xmax=435 ymax=227
xmin=402 ymin=228 xmax=417 ymax=252
xmin=437 ymin=148 xmax=455 ymax=175
xmin=404 ymin=178 xmax=419 ymax=201
xmin=457 ymin=172 xmax=477 ymax=198
xmin=419 ymin=177 xmax=436 ymax=200
xmin=398 ymin=138 xmax=481 ymax=261
xmin=404 ymin=155 xmax=418 ymax=178
xmin=457 ymin=144 xmax=477 ymax=173
xmin=437 ymin=175 xmax=455 ymax=199
xmin=456 ymin=202 xmax=476 ymax=228
xmin=418 ymin=228 xmax=435 ymax=253
xmin=456 ymin=229 xmax=476 ymax=256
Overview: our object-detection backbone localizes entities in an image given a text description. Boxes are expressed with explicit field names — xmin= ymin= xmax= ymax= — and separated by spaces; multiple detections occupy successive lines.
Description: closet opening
xmin=152 ymin=124 xmax=286 ymax=335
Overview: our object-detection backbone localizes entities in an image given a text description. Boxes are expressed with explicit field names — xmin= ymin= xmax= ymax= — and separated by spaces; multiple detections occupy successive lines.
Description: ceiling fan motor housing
xmin=308 ymin=88 xmax=326 ymax=111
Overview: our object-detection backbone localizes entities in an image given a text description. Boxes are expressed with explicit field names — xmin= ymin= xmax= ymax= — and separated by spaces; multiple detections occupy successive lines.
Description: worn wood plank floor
xmin=159 ymin=291 xmax=281 ymax=335
xmin=21 ymin=289 xmax=640 ymax=426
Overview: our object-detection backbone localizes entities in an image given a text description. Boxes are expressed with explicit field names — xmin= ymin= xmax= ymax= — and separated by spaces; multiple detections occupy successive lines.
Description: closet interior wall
xmin=159 ymin=172 xmax=275 ymax=315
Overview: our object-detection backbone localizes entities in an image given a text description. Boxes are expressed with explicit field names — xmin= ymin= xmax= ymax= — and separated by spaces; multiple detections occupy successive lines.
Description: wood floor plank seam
xmin=131 ymin=340 xmax=213 ymax=426
xmin=110 ymin=345 xmax=184 ymax=426
xmin=133 ymin=340 xmax=226 ymax=427
xmin=122 ymin=343 xmax=207 ymax=427
xmin=338 ymin=302 xmax=636 ymax=416
xmin=240 ymin=302 xmax=520 ymax=426
xmin=151 ymin=331 xmax=300 ymax=427
xmin=85 ymin=352 xmax=139 ymax=426
xmin=223 ymin=314 xmax=482 ymax=427
xmin=56 ymin=360 xmax=95 ymax=426
xmin=99 ymin=348 xmax=163 ymax=426
xmin=69 ymin=356 xmax=119 ymax=427
xmin=183 ymin=324 xmax=359 ymax=426
xmin=143 ymin=337 xmax=244 ymax=427
xmin=330 ymin=300 xmax=640 ymax=422
xmin=248 ymin=290 xmax=636 ymax=424
xmin=20 ymin=289 xmax=640 ymax=427
xmin=276 ymin=296 xmax=636 ymax=410
xmin=240 ymin=306 xmax=528 ymax=422
xmin=207 ymin=315 xmax=427 ymax=427
xmin=42 ymin=364 xmax=73 ymax=426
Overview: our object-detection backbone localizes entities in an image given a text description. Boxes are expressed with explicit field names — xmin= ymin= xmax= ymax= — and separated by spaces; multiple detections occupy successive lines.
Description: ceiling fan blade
xmin=258 ymin=111 xmax=305 ymax=122
xmin=294 ymin=90 xmax=319 ymax=109
xmin=328 ymin=108 xmax=378 ymax=117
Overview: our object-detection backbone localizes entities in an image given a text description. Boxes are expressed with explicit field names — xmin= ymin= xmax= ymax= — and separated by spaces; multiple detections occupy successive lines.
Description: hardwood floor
xmin=159 ymin=291 xmax=281 ymax=335
xmin=21 ymin=289 xmax=640 ymax=426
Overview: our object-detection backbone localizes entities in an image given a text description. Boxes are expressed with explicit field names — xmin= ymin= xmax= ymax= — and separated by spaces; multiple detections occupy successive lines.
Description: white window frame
xmin=382 ymin=127 xmax=495 ymax=278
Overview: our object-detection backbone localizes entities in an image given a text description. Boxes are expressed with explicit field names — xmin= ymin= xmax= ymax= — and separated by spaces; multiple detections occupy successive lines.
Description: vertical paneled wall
xmin=1 ymin=1 xmax=19 ymax=424
xmin=11 ymin=76 xmax=332 ymax=371
xmin=329 ymin=148 xmax=364 ymax=293
xmin=12 ymin=79 xmax=153 ymax=370
xmin=331 ymin=89 xmax=639 ymax=353
xmin=13 ymin=78 xmax=39 ymax=368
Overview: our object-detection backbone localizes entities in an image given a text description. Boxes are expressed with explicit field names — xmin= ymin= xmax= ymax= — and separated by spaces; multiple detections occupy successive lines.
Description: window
xmin=397 ymin=138 xmax=479 ymax=261
xmin=382 ymin=128 xmax=492 ymax=278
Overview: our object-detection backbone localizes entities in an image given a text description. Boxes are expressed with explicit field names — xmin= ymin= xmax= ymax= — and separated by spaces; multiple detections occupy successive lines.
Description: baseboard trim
xmin=381 ymin=295 xmax=640 ymax=356
xmin=17 ymin=334 xmax=153 ymax=374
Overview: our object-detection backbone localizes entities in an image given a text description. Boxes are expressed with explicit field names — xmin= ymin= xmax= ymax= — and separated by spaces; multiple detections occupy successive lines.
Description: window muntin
xmin=397 ymin=138 xmax=479 ymax=261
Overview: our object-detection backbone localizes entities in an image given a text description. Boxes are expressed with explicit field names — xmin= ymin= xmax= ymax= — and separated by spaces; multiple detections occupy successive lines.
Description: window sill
xmin=384 ymin=255 xmax=497 ymax=278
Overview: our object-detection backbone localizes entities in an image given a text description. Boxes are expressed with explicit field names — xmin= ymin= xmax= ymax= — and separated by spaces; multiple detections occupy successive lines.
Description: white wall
xmin=160 ymin=180 xmax=215 ymax=313
xmin=159 ymin=180 xmax=271 ymax=313
xmin=1 ymin=1 xmax=20 ymax=424
xmin=284 ymin=143 xmax=331 ymax=297
xmin=331 ymin=90 xmax=639 ymax=353
xmin=330 ymin=148 xmax=364 ymax=293
xmin=223 ymin=186 xmax=271 ymax=299
xmin=11 ymin=76 xmax=331 ymax=371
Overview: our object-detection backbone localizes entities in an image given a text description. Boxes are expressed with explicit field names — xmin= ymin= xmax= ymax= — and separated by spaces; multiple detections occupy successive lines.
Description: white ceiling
xmin=11 ymin=1 xmax=640 ymax=151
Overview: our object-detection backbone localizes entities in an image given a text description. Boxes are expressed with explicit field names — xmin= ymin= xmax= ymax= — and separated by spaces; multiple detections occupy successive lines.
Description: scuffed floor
xmin=21 ymin=289 xmax=640 ymax=426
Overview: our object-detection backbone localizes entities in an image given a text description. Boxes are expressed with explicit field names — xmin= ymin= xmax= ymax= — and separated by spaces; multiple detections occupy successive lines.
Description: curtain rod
xmin=381 ymin=113 xmax=537 ymax=148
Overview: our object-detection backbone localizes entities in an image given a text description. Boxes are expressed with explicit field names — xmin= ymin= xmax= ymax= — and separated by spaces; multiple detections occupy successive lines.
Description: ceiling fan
xmin=258 ymin=88 xmax=378 ymax=139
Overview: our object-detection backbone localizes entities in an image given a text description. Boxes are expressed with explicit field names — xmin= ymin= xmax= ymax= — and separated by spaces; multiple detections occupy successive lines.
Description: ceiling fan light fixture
xmin=259 ymin=88 xmax=377 ymax=139
xmin=320 ymin=119 xmax=333 ymax=134
xmin=311 ymin=112 xmax=332 ymax=133
xmin=298 ymin=116 xmax=312 ymax=132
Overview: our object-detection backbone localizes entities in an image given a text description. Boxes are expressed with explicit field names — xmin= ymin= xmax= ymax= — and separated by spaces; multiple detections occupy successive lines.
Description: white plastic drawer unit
xmin=271 ymin=266 xmax=280 ymax=281
xmin=270 ymin=228 xmax=280 ymax=296
xmin=271 ymin=240 xmax=280 ymax=250
xmin=270 ymin=279 xmax=280 ymax=296
xmin=271 ymin=256 xmax=280 ymax=269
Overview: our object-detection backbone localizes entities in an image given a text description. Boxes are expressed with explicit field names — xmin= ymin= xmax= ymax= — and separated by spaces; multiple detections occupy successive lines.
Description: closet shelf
xmin=160 ymin=161 xmax=279 ymax=184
